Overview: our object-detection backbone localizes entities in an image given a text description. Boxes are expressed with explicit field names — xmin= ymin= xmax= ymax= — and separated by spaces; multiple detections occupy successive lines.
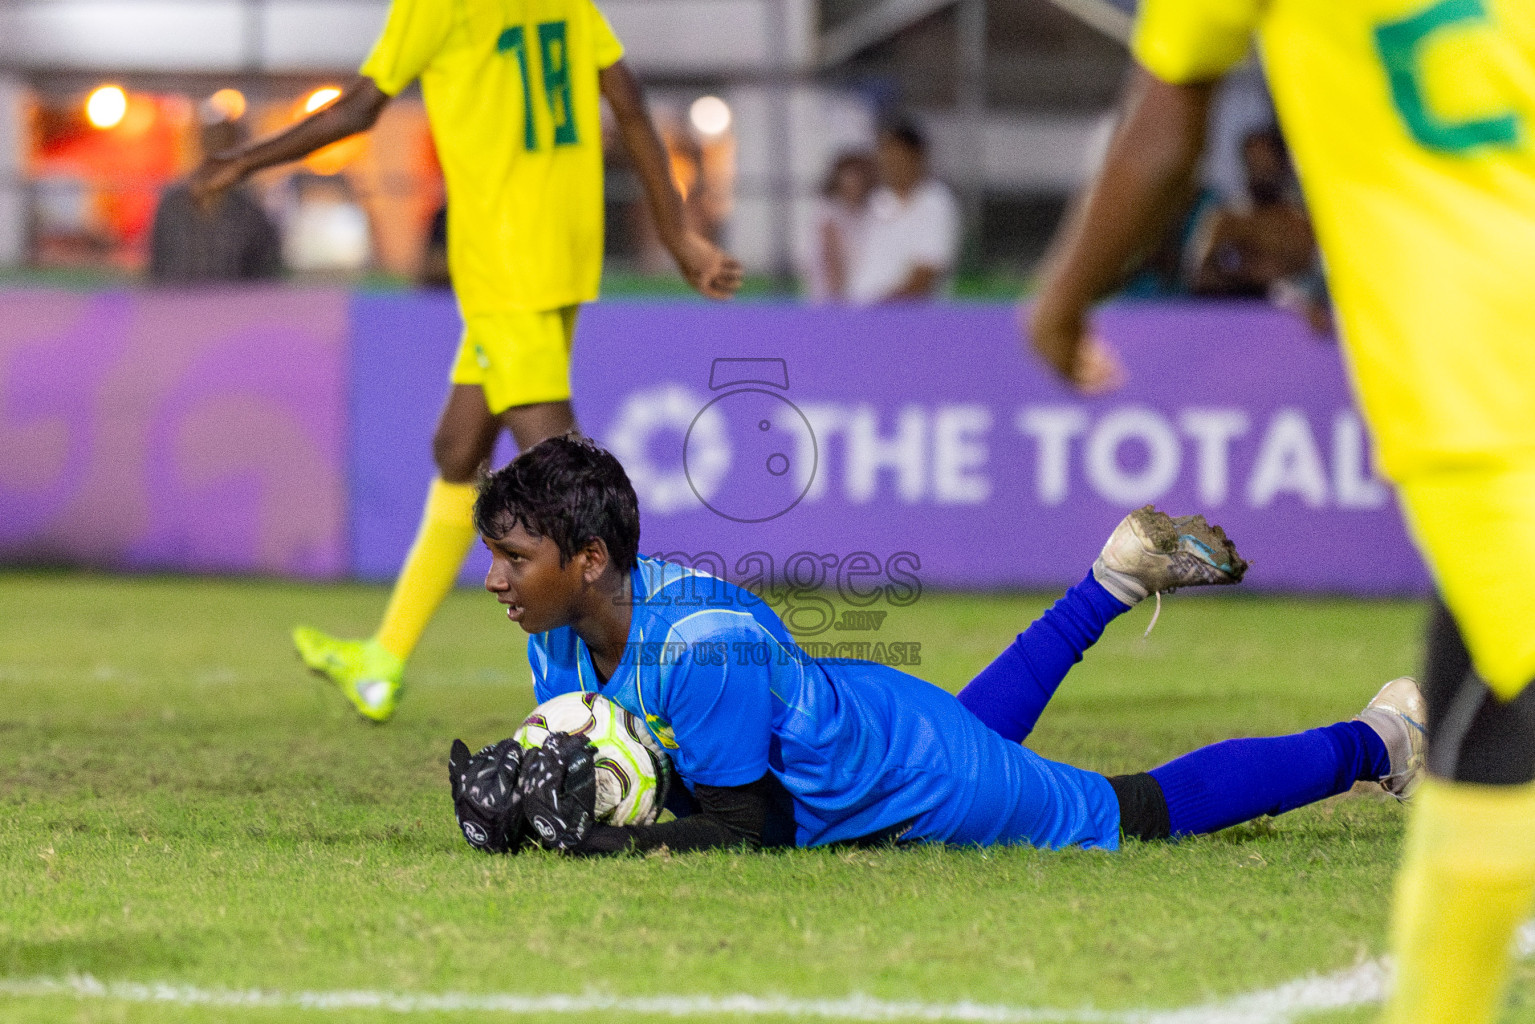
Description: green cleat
xmin=292 ymin=627 xmax=404 ymax=723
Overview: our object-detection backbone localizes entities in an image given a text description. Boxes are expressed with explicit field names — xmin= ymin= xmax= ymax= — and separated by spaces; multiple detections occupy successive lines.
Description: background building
xmin=0 ymin=0 xmax=1277 ymax=286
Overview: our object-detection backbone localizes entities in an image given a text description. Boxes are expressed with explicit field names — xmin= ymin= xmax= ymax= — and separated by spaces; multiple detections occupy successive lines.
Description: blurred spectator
xmin=419 ymin=203 xmax=450 ymax=288
xmin=148 ymin=117 xmax=282 ymax=283
xmin=846 ymin=121 xmax=959 ymax=305
xmin=280 ymin=171 xmax=374 ymax=274
xmin=803 ymin=151 xmax=876 ymax=302
xmin=1187 ymin=127 xmax=1327 ymax=326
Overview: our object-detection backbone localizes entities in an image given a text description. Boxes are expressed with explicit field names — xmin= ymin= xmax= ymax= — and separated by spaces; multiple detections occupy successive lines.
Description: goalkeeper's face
xmin=482 ymin=522 xmax=593 ymax=635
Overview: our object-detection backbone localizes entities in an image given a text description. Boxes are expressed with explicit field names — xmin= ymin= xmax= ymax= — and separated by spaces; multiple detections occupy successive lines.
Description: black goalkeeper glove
xmin=448 ymin=737 xmax=526 ymax=854
xmin=517 ymin=732 xmax=598 ymax=853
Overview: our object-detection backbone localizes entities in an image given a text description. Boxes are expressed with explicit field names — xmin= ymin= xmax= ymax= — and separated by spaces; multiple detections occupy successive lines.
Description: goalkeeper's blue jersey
xmin=528 ymin=556 xmax=1119 ymax=850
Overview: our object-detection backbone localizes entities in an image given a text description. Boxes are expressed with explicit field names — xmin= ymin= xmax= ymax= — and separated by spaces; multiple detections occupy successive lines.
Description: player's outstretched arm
xmin=600 ymin=61 xmax=743 ymax=300
xmin=189 ymin=76 xmax=391 ymax=211
xmin=1027 ymin=68 xmax=1214 ymax=392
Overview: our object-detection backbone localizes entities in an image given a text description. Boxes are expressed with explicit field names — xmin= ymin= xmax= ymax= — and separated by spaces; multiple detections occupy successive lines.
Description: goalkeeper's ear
xmin=449 ymin=739 xmax=472 ymax=800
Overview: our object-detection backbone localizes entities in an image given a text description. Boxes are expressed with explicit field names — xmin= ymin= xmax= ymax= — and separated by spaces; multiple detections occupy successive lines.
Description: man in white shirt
xmin=845 ymin=122 xmax=960 ymax=304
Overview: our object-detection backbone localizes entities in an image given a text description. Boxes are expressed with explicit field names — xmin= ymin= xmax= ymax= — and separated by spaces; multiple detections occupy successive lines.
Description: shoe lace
xmin=1142 ymin=591 xmax=1162 ymax=639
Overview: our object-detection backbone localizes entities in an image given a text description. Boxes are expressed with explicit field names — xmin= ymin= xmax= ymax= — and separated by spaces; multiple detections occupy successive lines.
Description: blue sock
xmin=1149 ymin=720 xmax=1391 ymax=836
xmin=957 ymin=570 xmax=1131 ymax=743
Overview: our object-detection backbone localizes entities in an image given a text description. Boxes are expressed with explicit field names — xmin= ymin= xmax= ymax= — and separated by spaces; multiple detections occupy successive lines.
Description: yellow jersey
xmin=362 ymin=0 xmax=624 ymax=314
xmin=1133 ymin=0 xmax=1535 ymax=481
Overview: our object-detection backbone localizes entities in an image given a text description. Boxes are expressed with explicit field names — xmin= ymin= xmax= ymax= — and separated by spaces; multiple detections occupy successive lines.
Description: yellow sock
xmin=1384 ymin=776 xmax=1535 ymax=1024
xmin=374 ymin=478 xmax=478 ymax=662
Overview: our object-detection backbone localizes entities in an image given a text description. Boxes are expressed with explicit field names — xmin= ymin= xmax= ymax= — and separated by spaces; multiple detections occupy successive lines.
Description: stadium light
xmin=689 ymin=96 xmax=731 ymax=137
xmin=207 ymin=88 xmax=246 ymax=122
xmin=85 ymin=85 xmax=128 ymax=130
xmin=304 ymin=87 xmax=343 ymax=114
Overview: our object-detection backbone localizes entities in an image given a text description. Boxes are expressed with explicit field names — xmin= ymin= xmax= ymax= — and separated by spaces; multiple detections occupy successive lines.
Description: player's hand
xmin=517 ymin=732 xmax=597 ymax=853
xmin=448 ymin=738 xmax=527 ymax=854
xmin=188 ymin=154 xmax=246 ymax=214
xmin=1024 ymin=306 xmax=1126 ymax=396
xmin=1072 ymin=336 xmax=1127 ymax=394
xmin=672 ymin=232 xmax=743 ymax=300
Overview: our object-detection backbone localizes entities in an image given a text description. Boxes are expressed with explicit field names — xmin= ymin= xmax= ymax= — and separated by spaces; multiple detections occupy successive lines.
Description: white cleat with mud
xmin=1355 ymin=675 xmax=1428 ymax=800
xmin=1092 ymin=505 xmax=1249 ymax=606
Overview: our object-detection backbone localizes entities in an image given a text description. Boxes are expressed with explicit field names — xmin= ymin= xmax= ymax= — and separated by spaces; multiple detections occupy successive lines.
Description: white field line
xmin=2 ymin=923 xmax=1532 ymax=1023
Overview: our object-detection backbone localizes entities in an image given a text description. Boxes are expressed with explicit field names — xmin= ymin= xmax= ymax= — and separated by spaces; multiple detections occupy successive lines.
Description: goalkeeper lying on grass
xmin=451 ymin=435 xmax=1425 ymax=855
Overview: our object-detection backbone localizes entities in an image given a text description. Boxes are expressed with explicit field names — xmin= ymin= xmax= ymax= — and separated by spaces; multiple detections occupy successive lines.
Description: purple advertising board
xmin=0 ymin=288 xmax=349 ymax=577
xmin=350 ymin=297 xmax=1430 ymax=596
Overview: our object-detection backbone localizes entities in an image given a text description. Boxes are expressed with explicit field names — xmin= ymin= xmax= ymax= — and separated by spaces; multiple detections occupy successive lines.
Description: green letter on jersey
xmin=496 ymin=26 xmax=539 ymax=151
xmin=538 ymin=21 xmax=579 ymax=146
xmin=1374 ymin=0 xmax=1519 ymax=153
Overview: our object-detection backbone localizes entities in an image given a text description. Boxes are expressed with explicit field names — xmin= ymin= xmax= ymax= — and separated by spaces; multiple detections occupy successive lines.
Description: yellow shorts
xmin=1398 ymin=462 xmax=1535 ymax=698
xmin=450 ymin=305 xmax=579 ymax=414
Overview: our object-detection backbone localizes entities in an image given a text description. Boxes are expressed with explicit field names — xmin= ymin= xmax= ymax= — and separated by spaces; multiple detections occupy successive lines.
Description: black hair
xmin=879 ymin=118 xmax=928 ymax=158
xmin=473 ymin=435 xmax=641 ymax=572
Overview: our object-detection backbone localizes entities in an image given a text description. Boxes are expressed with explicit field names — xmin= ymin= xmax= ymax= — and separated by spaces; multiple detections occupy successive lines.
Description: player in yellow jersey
xmin=1021 ymin=0 xmax=1535 ymax=1020
xmin=192 ymin=0 xmax=741 ymax=725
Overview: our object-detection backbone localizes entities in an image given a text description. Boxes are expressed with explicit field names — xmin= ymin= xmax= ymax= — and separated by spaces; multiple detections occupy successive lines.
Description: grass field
xmin=4 ymin=572 xmax=1535 ymax=1023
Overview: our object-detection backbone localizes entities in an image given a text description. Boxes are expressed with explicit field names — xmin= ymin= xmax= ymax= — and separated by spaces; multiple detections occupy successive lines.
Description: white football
xmin=513 ymin=691 xmax=671 ymax=826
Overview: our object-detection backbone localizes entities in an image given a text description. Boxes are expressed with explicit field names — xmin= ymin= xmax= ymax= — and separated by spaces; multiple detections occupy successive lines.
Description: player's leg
xmin=371 ymin=307 xmax=581 ymax=679
xmin=1110 ymin=676 xmax=1422 ymax=840
xmin=956 ymin=571 xmax=1129 ymax=743
xmin=947 ymin=677 xmax=1414 ymax=851
xmin=374 ymin=303 xmax=581 ymax=653
xmin=369 ymin=383 xmax=503 ymax=665
xmin=292 ymin=383 xmax=497 ymax=721
xmin=1384 ymin=467 xmax=1535 ymax=1024
xmin=371 ymin=394 xmax=579 ymax=682
xmin=942 ymin=674 xmax=1416 ymax=851
xmin=957 ymin=506 xmax=1247 ymax=743
xmin=498 ymin=398 xmax=577 ymax=450
xmin=295 ymin=307 xmax=580 ymax=721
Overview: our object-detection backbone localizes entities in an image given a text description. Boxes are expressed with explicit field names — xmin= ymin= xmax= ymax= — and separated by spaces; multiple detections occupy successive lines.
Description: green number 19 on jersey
xmin=497 ymin=20 xmax=579 ymax=152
